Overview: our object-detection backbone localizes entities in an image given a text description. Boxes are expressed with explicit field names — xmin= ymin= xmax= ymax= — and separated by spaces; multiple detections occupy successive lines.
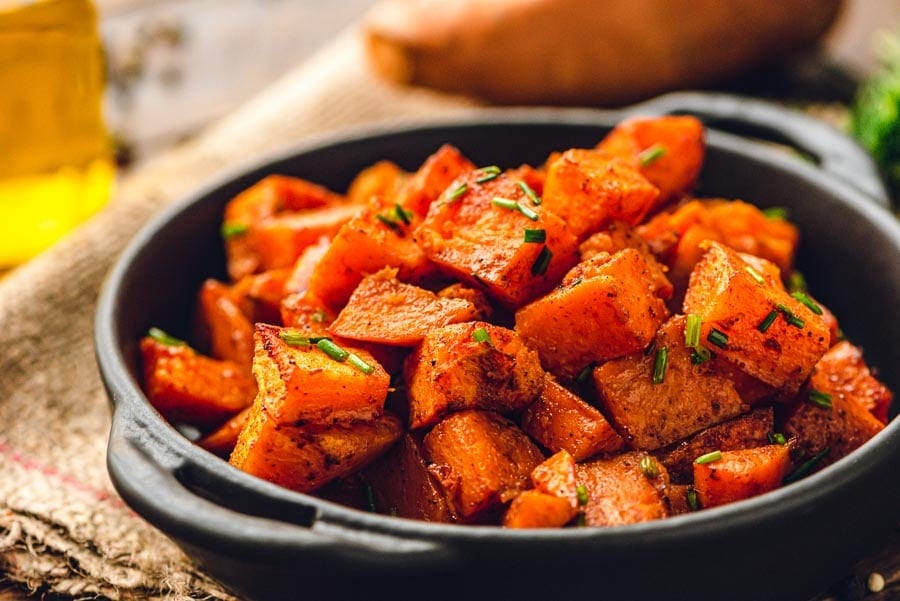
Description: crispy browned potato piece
xmin=594 ymin=316 xmax=747 ymax=450
xmin=694 ymin=445 xmax=791 ymax=508
xmin=810 ymin=341 xmax=893 ymax=423
xmin=424 ymin=410 xmax=544 ymax=521
xmin=230 ymin=404 xmax=403 ymax=493
xmin=253 ymin=323 xmax=389 ymax=426
xmin=404 ymin=322 xmax=544 ymax=429
xmin=654 ymin=407 xmax=774 ymax=483
xmin=365 ymin=434 xmax=454 ymax=522
xmin=516 ymin=248 xmax=669 ymax=379
xmin=580 ymin=220 xmax=673 ymax=300
xmin=521 ymin=374 xmax=624 ymax=461
xmin=329 ymin=267 xmax=479 ymax=346
xmin=576 ymin=451 xmax=671 ymax=527
xmin=140 ymin=337 xmax=255 ymax=429
xmin=197 ymin=407 xmax=251 ymax=457
xmin=396 ymin=144 xmax=475 ymax=217
xmin=197 ymin=279 xmax=254 ymax=372
xmin=503 ymin=490 xmax=575 ymax=529
xmin=232 ymin=268 xmax=291 ymax=325
xmin=683 ymin=241 xmax=829 ymax=393
xmin=530 ymin=450 xmax=578 ymax=505
xmin=542 ymin=149 xmax=659 ymax=240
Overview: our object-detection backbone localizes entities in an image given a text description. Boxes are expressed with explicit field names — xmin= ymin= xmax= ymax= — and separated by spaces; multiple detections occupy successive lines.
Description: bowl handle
xmin=624 ymin=92 xmax=891 ymax=208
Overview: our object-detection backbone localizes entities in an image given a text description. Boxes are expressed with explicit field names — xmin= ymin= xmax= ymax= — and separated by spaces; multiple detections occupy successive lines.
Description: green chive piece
xmin=530 ymin=245 xmax=553 ymax=276
xmin=745 ymin=265 xmax=766 ymax=285
xmin=575 ymin=513 xmax=587 ymax=527
xmin=347 ymin=352 xmax=376 ymax=375
xmin=768 ymin=432 xmax=787 ymax=445
xmin=652 ymin=347 xmax=669 ymax=385
xmin=638 ymin=144 xmax=666 ymax=167
xmin=791 ymin=291 xmax=823 ymax=315
xmin=394 ymin=203 xmax=413 ymax=225
xmin=376 ymin=213 xmax=400 ymax=230
xmin=524 ymin=228 xmax=546 ymax=243
xmin=685 ymin=314 xmax=702 ymax=348
xmin=518 ymin=203 xmax=540 ymax=221
xmin=762 ymin=207 xmax=788 ymax=220
xmin=640 ymin=455 xmax=659 ymax=479
xmin=446 ymin=183 xmax=468 ymax=201
xmin=491 ymin=196 xmax=519 ymax=211
xmin=686 ymin=488 xmax=700 ymax=512
xmin=707 ymin=328 xmax=728 ymax=349
xmin=364 ymin=483 xmax=377 ymax=512
xmin=808 ymin=389 xmax=833 ymax=409
xmin=517 ymin=180 xmax=542 ymax=205
xmin=221 ymin=222 xmax=249 ymax=238
xmin=311 ymin=309 xmax=328 ymax=324
xmin=279 ymin=330 xmax=311 ymax=347
xmin=836 ymin=327 xmax=846 ymax=341
xmin=783 ymin=447 xmax=831 ymax=484
xmin=575 ymin=363 xmax=595 ymax=384
xmin=777 ymin=303 xmax=805 ymax=328
xmin=788 ymin=271 xmax=807 ymax=292
xmin=570 ymin=277 xmax=583 ymax=287
xmin=472 ymin=327 xmax=491 ymax=344
xmin=576 ymin=485 xmax=589 ymax=506
xmin=475 ymin=165 xmax=502 ymax=184
xmin=317 ymin=338 xmax=349 ymax=362
xmin=695 ymin=450 xmax=723 ymax=465
xmin=690 ymin=346 xmax=712 ymax=365
xmin=147 ymin=327 xmax=186 ymax=347
xmin=758 ymin=310 xmax=779 ymax=333
xmin=308 ymin=336 xmax=330 ymax=344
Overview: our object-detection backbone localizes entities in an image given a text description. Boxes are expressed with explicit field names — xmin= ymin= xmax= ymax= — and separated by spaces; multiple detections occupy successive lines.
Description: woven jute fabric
xmin=0 ymin=29 xmax=476 ymax=600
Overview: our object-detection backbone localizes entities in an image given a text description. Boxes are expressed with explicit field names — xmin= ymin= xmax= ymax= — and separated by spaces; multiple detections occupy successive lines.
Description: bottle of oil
xmin=0 ymin=0 xmax=114 ymax=268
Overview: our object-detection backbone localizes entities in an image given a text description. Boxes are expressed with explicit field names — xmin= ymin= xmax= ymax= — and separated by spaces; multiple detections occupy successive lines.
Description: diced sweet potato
xmin=365 ymin=434 xmax=454 ymax=522
xmin=424 ymin=410 xmax=544 ymax=521
xmin=683 ymin=242 xmax=830 ymax=393
xmin=516 ymin=248 xmax=669 ymax=379
xmin=810 ymin=341 xmax=892 ymax=423
xmin=594 ymin=316 xmax=748 ymax=450
xmin=530 ymin=450 xmax=578 ymax=507
xmin=654 ymin=407 xmax=774 ymax=483
xmin=436 ymin=283 xmax=494 ymax=320
xmin=664 ymin=483 xmax=695 ymax=516
xmin=140 ymin=337 xmax=255 ymax=429
xmin=197 ymin=279 xmax=254 ymax=372
xmin=542 ymin=149 xmax=660 ymax=240
xmin=596 ymin=115 xmax=705 ymax=205
xmin=229 ymin=403 xmax=403 ymax=493
xmin=279 ymin=292 xmax=335 ymax=336
xmin=253 ymin=323 xmax=389 ymax=426
xmin=576 ymin=452 xmax=671 ymax=526
xmin=232 ymin=268 xmax=291 ymax=324
xmin=197 ymin=407 xmax=251 ymax=457
xmin=579 ymin=220 xmax=673 ymax=299
xmin=329 ymin=267 xmax=479 ymax=346
xmin=396 ymin=144 xmax=475 ymax=217
xmin=347 ymin=160 xmax=407 ymax=205
xmin=404 ymin=322 xmax=544 ymax=429
xmin=284 ymin=235 xmax=331 ymax=295
xmin=521 ymin=374 xmax=625 ymax=460
xmin=503 ymin=490 xmax=575 ymax=529
xmin=416 ymin=170 xmax=579 ymax=308
xmin=693 ymin=445 xmax=791 ymax=508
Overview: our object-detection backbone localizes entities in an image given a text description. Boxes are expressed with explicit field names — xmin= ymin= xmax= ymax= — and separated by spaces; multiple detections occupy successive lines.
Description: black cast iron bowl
xmin=96 ymin=93 xmax=900 ymax=601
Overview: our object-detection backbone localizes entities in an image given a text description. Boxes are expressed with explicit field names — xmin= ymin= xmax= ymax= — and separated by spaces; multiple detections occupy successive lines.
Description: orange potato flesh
xmin=404 ymin=322 xmax=544 ymax=429
xmin=232 ymin=268 xmax=291 ymax=325
xmin=693 ymin=444 xmax=791 ymax=508
xmin=576 ymin=452 xmax=671 ymax=527
xmin=521 ymin=374 xmax=624 ymax=461
xmin=503 ymin=490 xmax=576 ymax=529
xmin=197 ymin=279 xmax=255 ymax=372
xmin=436 ymin=283 xmax=494 ymax=321
xmin=810 ymin=341 xmax=893 ymax=424
xmin=284 ymin=235 xmax=332 ymax=295
xmin=396 ymin=144 xmax=475 ymax=217
xmin=197 ymin=407 xmax=251 ymax=457
xmin=594 ymin=315 xmax=747 ymax=450
xmin=329 ymin=267 xmax=479 ymax=346
xmin=279 ymin=291 xmax=336 ymax=336
xmin=530 ymin=449 xmax=578 ymax=508
xmin=347 ymin=160 xmax=407 ymax=205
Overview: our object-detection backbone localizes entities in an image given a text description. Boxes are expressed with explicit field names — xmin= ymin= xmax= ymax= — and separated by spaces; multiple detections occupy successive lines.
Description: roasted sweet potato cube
xmin=516 ymin=248 xmax=669 ymax=379
xmin=404 ymin=322 xmax=544 ymax=429
xmin=530 ymin=450 xmax=578 ymax=507
xmin=329 ymin=267 xmax=479 ymax=346
xmin=594 ymin=316 xmax=747 ymax=450
xmin=365 ymin=434 xmax=454 ymax=522
xmin=664 ymin=483 xmax=695 ymax=516
xmin=253 ymin=323 xmax=389 ymax=426
xmin=232 ymin=268 xmax=291 ymax=324
xmin=284 ymin=235 xmax=331 ymax=295
xmin=197 ymin=407 xmax=251 ymax=457
xmin=424 ymin=410 xmax=544 ymax=521
xmin=197 ymin=279 xmax=254 ymax=372
xmin=576 ymin=452 xmax=671 ymax=526
xmin=579 ymin=220 xmax=673 ymax=299
xmin=503 ymin=490 xmax=576 ymax=529
xmin=521 ymin=374 xmax=624 ymax=461
xmin=809 ymin=341 xmax=893 ymax=423
xmin=396 ymin=144 xmax=475 ymax=217
xmin=230 ymin=404 xmax=403 ymax=493
xmin=279 ymin=292 xmax=335 ymax=336
xmin=683 ymin=242 xmax=830 ymax=393
xmin=416 ymin=169 xmax=578 ymax=308
xmin=436 ymin=283 xmax=494 ymax=320
xmin=542 ymin=149 xmax=660 ymax=239
xmin=654 ymin=407 xmax=774 ymax=483
xmin=140 ymin=338 xmax=255 ymax=429
xmin=596 ymin=115 xmax=705 ymax=205
xmin=347 ymin=160 xmax=407 ymax=205
xmin=694 ymin=445 xmax=791 ymax=508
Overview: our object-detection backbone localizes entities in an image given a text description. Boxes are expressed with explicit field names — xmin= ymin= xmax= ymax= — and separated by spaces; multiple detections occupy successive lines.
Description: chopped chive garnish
xmin=768 ymin=432 xmax=787 ymax=445
xmin=311 ymin=309 xmax=328 ymax=323
xmin=776 ymin=304 xmax=804 ymax=328
xmin=475 ymin=165 xmax=502 ymax=184
xmin=517 ymin=180 xmax=542 ymax=205
xmin=788 ymin=271 xmax=807 ymax=292
xmin=791 ymin=291 xmax=823 ymax=315
xmin=707 ymin=328 xmax=728 ymax=349
xmin=491 ymin=196 xmax=519 ymax=211
xmin=394 ymin=203 xmax=413 ymax=225
xmin=762 ymin=207 xmax=788 ymax=220
xmin=783 ymin=447 xmax=831 ymax=484
xmin=652 ymin=347 xmax=669 ymax=385
xmin=686 ymin=488 xmax=700 ymax=512
xmin=576 ymin=485 xmax=589 ymax=506
xmin=644 ymin=341 xmax=657 ymax=356
xmin=472 ymin=327 xmax=492 ymax=344
xmin=695 ymin=450 xmax=723 ymax=465
xmin=221 ymin=222 xmax=249 ymax=238
xmin=745 ymin=265 xmax=766 ymax=285
xmin=279 ymin=331 xmax=311 ymax=347
xmin=690 ymin=346 xmax=712 ymax=365
xmin=685 ymin=314 xmax=702 ymax=348
xmin=640 ymin=455 xmax=659 ymax=479
xmin=524 ymin=228 xmax=546 ymax=243
xmin=570 ymin=277 xmax=583 ymax=287
xmin=376 ymin=213 xmax=400 ymax=230
xmin=530 ymin=245 xmax=553 ymax=276
xmin=308 ymin=336 xmax=331 ymax=344
xmin=317 ymin=338 xmax=349 ymax=362
xmin=807 ymin=389 xmax=833 ymax=409
xmin=518 ymin=203 xmax=540 ymax=221
xmin=446 ymin=182 xmax=468 ymax=201
xmin=638 ymin=144 xmax=666 ymax=167
xmin=364 ymin=483 xmax=377 ymax=512
xmin=575 ymin=513 xmax=587 ymax=527
xmin=148 ymin=327 xmax=186 ymax=347
xmin=758 ymin=310 xmax=779 ymax=333
xmin=348 ymin=352 xmax=376 ymax=375
xmin=575 ymin=363 xmax=595 ymax=384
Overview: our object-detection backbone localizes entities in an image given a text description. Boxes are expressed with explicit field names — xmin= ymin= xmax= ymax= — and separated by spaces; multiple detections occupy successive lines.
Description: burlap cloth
xmin=0 ymin=29 xmax=477 ymax=600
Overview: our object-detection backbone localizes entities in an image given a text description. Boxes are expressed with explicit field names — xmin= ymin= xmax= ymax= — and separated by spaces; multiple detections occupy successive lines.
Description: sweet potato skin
xmin=693 ymin=444 xmax=791 ymax=508
xmin=521 ymin=374 xmax=625 ymax=461
xmin=197 ymin=279 xmax=254 ymax=372
xmin=503 ymin=490 xmax=575 ymax=528
xmin=576 ymin=452 xmax=671 ymax=526
xmin=404 ymin=322 xmax=544 ymax=429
